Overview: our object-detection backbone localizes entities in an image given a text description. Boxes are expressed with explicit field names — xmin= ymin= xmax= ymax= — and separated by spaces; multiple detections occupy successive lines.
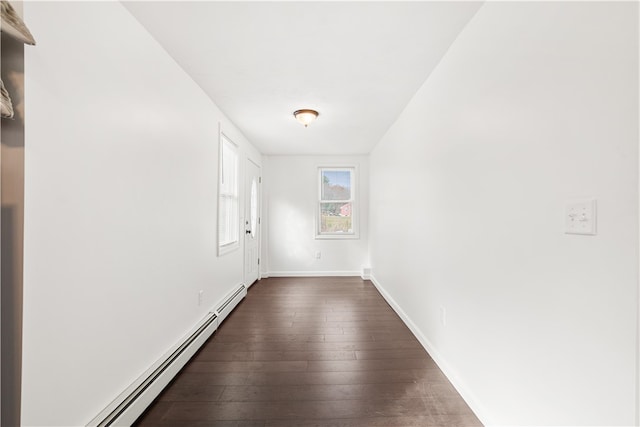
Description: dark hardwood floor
xmin=135 ymin=277 xmax=482 ymax=427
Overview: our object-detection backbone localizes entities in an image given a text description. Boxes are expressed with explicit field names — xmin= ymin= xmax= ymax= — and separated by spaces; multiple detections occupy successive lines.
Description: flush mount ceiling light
xmin=293 ymin=109 xmax=319 ymax=127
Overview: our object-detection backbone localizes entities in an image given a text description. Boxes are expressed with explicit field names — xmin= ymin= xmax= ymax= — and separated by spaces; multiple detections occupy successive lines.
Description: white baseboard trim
xmin=87 ymin=312 xmax=219 ymax=426
xmin=267 ymin=270 xmax=361 ymax=277
xmin=369 ymin=274 xmax=491 ymax=426
xmin=88 ymin=283 xmax=247 ymax=427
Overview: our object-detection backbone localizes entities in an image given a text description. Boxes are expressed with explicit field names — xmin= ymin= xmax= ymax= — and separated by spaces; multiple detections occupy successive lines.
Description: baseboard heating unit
xmin=88 ymin=283 xmax=247 ymax=427
xmin=215 ymin=283 xmax=247 ymax=324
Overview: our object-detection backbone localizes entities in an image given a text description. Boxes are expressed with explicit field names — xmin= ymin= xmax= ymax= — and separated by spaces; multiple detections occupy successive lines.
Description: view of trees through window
xmin=319 ymin=169 xmax=353 ymax=234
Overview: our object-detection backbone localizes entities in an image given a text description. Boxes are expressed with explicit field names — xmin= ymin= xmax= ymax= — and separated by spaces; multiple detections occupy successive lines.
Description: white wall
xmin=369 ymin=2 xmax=638 ymax=426
xmin=21 ymin=2 xmax=261 ymax=426
xmin=263 ymin=155 xmax=368 ymax=276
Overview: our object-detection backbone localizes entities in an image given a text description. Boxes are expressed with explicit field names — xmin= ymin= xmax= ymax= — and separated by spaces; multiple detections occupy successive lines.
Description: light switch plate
xmin=565 ymin=199 xmax=597 ymax=235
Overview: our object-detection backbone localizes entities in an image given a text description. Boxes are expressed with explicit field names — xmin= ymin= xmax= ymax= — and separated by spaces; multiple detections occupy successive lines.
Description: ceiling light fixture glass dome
xmin=293 ymin=109 xmax=319 ymax=127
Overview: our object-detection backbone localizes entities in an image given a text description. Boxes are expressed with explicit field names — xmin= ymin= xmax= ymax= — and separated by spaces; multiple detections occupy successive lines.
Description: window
xmin=317 ymin=166 xmax=358 ymax=238
xmin=218 ymin=134 xmax=239 ymax=255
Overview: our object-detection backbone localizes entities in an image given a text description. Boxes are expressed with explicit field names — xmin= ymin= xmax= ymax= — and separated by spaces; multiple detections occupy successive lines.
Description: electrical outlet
xmin=198 ymin=290 xmax=204 ymax=306
xmin=315 ymin=251 xmax=321 ymax=259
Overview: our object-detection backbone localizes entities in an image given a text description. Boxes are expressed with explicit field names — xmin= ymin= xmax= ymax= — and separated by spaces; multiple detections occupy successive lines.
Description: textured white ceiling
xmin=124 ymin=1 xmax=482 ymax=155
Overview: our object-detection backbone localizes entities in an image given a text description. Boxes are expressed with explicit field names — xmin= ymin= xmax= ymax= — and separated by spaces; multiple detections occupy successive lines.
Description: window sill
xmin=218 ymin=242 xmax=240 ymax=256
xmin=315 ymin=233 xmax=360 ymax=240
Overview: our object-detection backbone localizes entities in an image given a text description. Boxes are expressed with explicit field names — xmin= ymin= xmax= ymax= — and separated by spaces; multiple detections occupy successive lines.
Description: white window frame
xmin=218 ymin=132 xmax=240 ymax=256
xmin=316 ymin=165 xmax=359 ymax=239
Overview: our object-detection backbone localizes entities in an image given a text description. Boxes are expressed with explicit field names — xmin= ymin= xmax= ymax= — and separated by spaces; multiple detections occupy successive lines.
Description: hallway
xmin=135 ymin=277 xmax=482 ymax=426
xmin=8 ymin=2 xmax=638 ymax=425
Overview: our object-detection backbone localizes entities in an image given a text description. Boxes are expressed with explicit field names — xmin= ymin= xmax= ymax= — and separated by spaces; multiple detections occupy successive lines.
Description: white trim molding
xmin=369 ymin=274 xmax=490 ymax=426
xmin=88 ymin=283 xmax=247 ymax=426
xmin=267 ymin=271 xmax=361 ymax=278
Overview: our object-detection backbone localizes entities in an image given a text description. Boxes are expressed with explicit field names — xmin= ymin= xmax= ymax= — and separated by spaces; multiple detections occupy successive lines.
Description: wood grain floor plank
xmin=184 ymin=360 xmax=308 ymax=373
xmin=218 ymin=383 xmax=427 ymax=402
xmin=323 ymin=333 xmax=375 ymax=342
xmin=213 ymin=333 xmax=325 ymax=343
xmin=158 ymin=385 xmax=225 ymax=402
xmin=264 ymin=416 xmax=442 ymax=427
xmin=161 ymin=398 xmax=429 ymax=421
xmin=134 ymin=277 xmax=482 ymax=426
xmin=306 ymin=358 xmax=436 ymax=372
xmin=240 ymin=369 xmax=422 ymax=386
xmin=170 ymin=372 xmax=249 ymax=387
xmin=355 ymin=349 xmax=431 ymax=360
xmin=251 ymin=350 xmax=357 ymax=361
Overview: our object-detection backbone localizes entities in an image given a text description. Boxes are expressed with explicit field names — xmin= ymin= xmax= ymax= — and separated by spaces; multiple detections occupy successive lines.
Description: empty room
xmin=1 ymin=1 xmax=639 ymax=426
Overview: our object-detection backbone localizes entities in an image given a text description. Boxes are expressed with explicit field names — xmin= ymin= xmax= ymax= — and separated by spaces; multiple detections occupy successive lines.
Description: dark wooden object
xmin=135 ymin=277 xmax=482 ymax=427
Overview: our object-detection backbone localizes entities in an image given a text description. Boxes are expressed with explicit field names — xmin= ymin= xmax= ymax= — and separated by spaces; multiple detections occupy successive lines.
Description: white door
xmin=244 ymin=159 xmax=261 ymax=286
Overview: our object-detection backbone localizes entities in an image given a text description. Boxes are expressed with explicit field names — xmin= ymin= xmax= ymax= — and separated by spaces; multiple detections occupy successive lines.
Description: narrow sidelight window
xmin=218 ymin=134 xmax=239 ymax=254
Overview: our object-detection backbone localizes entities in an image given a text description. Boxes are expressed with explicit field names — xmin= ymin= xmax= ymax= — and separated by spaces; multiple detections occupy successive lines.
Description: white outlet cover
xmin=565 ymin=199 xmax=597 ymax=235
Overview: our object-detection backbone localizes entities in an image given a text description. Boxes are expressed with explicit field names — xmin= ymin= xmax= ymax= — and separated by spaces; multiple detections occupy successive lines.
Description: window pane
xmin=320 ymin=202 xmax=352 ymax=233
xmin=250 ymin=178 xmax=258 ymax=238
xmin=219 ymin=135 xmax=239 ymax=252
xmin=219 ymin=197 xmax=228 ymax=244
xmin=221 ymin=141 xmax=237 ymax=195
xmin=321 ymin=170 xmax=351 ymax=201
xmin=219 ymin=195 xmax=238 ymax=246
